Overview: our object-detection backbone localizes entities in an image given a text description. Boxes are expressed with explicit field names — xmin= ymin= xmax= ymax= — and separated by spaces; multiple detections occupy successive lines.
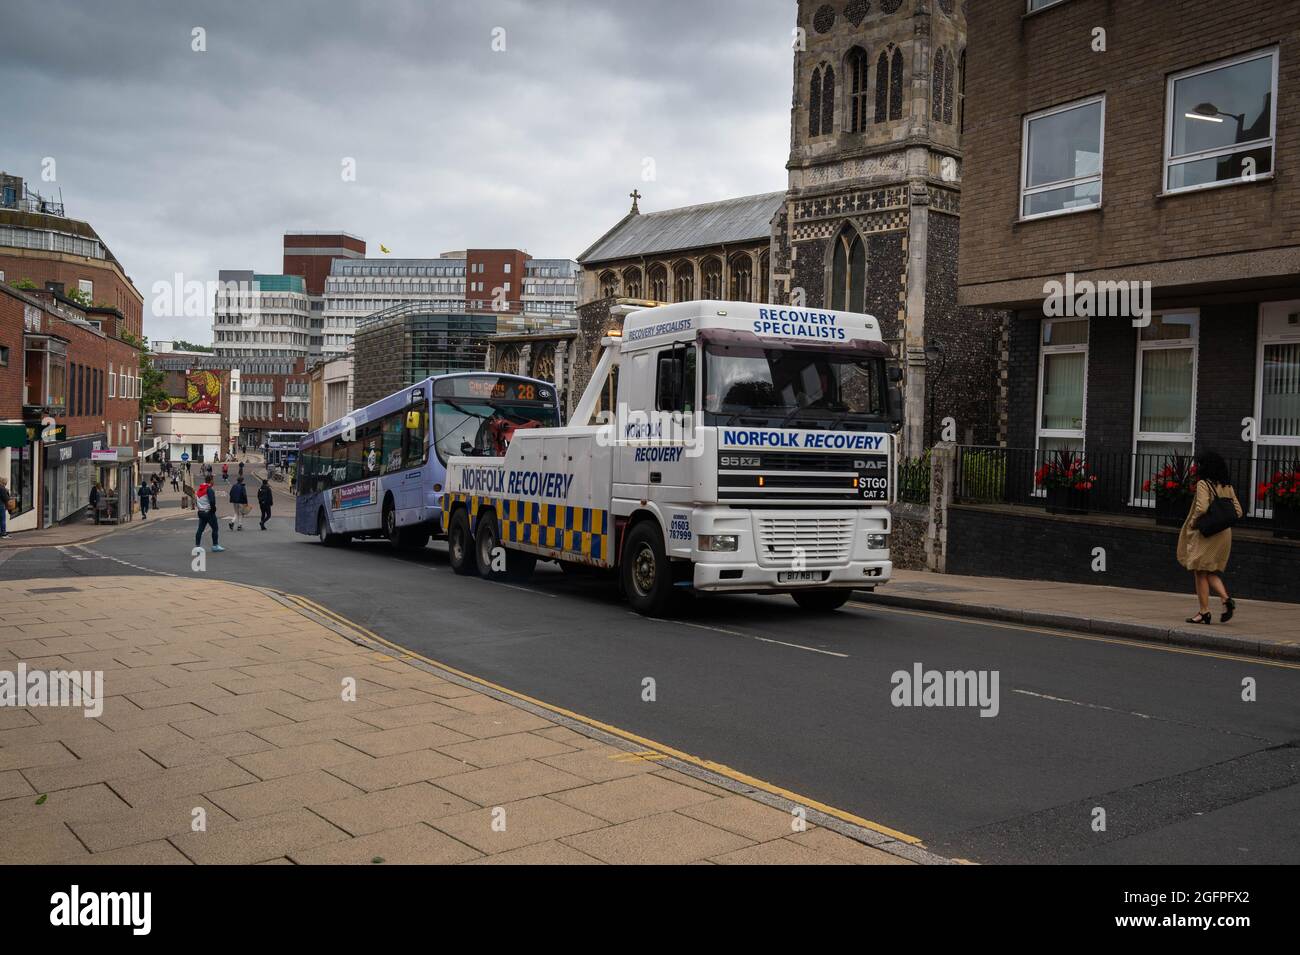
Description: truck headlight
xmin=698 ymin=534 xmax=739 ymax=552
xmin=867 ymin=533 xmax=889 ymax=550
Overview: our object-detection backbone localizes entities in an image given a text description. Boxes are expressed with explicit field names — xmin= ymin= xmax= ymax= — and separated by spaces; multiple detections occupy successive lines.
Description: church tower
xmin=772 ymin=0 xmax=1001 ymax=458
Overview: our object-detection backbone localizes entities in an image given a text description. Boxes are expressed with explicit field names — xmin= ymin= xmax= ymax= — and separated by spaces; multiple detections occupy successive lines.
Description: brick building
xmin=1 ymin=283 xmax=142 ymax=530
xmin=950 ymin=0 xmax=1300 ymax=599
xmin=0 ymin=172 xmax=144 ymax=340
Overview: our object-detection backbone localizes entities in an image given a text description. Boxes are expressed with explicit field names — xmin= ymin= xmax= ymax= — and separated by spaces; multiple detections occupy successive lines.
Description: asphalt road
xmin=4 ymin=508 xmax=1298 ymax=864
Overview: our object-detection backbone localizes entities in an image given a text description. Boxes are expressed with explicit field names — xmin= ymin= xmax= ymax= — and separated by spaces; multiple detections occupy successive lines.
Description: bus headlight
xmin=867 ymin=533 xmax=889 ymax=550
xmin=698 ymin=534 xmax=739 ymax=552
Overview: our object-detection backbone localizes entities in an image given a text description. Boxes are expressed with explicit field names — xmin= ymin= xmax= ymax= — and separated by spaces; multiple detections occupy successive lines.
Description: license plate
xmin=778 ymin=571 xmax=827 ymax=584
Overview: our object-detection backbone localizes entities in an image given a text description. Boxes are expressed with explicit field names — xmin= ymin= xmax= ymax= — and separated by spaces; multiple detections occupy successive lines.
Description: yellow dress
xmin=1176 ymin=481 xmax=1242 ymax=572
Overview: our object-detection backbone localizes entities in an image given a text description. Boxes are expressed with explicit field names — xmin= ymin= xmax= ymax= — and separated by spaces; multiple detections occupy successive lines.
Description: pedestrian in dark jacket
xmin=228 ymin=478 xmax=249 ymax=531
xmin=257 ymin=479 xmax=273 ymax=530
xmin=138 ymin=479 xmax=152 ymax=518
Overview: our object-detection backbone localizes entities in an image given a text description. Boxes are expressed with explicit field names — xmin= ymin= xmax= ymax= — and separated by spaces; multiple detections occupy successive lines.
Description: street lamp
xmin=924 ymin=340 xmax=947 ymax=448
xmin=1186 ymin=102 xmax=1246 ymax=139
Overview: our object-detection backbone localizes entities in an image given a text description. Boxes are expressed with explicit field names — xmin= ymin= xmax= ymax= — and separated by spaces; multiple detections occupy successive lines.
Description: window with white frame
xmin=1021 ymin=96 xmax=1103 ymax=219
xmin=108 ymin=362 xmax=115 ymax=397
xmin=1254 ymin=301 xmax=1300 ymax=513
xmin=1132 ymin=312 xmax=1199 ymax=500
xmin=1036 ymin=318 xmax=1089 ymax=462
xmin=1165 ymin=48 xmax=1277 ymax=193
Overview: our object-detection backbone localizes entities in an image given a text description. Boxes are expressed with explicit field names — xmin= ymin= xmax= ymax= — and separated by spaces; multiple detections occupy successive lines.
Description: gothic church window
xmin=701 ymin=257 xmax=723 ymax=299
xmin=932 ymin=48 xmax=946 ymax=122
xmin=648 ymin=264 xmax=668 ymax=302
xmin=810 ymin=67 xmax=823 ymax=137
xmin=875 ymin=47 xmax=905 ymax=123
xmin=847 ymin=46 xmax=870 ymax=133
xmin=729 ymin=255 xmax=753 ymax=302
xmin=830 ymin=225 xmax=866 ymax=313
xmin=599 ymin=271 xmax=618 ymax=298
xmin=673 ymin=261 xmax=694 ymax=302
xmin=623 ymin=267 xmax=642 ymax=299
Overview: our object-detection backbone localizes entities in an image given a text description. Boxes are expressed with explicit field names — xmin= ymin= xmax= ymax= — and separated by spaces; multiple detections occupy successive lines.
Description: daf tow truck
xmin=440 ymin=299 xmax=903 ymax=616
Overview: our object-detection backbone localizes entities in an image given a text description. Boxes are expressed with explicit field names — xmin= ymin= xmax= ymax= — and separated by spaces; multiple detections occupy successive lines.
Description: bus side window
xmin=381 ymin=412 xmax=404 ymax=473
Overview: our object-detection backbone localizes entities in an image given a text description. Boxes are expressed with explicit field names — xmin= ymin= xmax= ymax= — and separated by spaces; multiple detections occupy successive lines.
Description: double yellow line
xmin=279 ymin=589 xmax=923 ymax=846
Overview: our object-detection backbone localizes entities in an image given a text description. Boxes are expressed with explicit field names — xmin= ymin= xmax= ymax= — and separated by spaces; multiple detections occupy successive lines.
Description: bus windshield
xmin=703 ymin=343 xmax=886 ymax=423
xmin=433 ymin=398 xmax=558 ymax=462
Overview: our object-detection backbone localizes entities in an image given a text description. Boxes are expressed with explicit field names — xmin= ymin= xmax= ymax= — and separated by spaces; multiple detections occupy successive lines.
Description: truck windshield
xmin=433 ymin=400 xmax=558 ymax=462
xmin=703 ymin=343 xmax=886 ymax=421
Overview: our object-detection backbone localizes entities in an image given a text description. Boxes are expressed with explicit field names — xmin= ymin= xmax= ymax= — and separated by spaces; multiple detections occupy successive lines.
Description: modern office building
xmin=212 ymin=271 xmax=312 ymax=360
xmin=282 ymin=231 xmax=366 ymax=358
xmin=322 ymin=250 xmax=578 ymax=358
xmin=350 ymin=305 xmax=496 ymax=407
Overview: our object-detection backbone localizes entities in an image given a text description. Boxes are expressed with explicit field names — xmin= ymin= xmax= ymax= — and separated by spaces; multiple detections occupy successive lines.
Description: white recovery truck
xmin=440 ymin=300 xmax=903 ymax=616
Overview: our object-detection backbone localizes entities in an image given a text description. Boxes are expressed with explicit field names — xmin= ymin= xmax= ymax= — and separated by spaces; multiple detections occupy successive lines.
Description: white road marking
xmin=1013 ymin=688 xmax=1152 ymax=720
xmin=647 ymin=614 xmax=849 ymax=658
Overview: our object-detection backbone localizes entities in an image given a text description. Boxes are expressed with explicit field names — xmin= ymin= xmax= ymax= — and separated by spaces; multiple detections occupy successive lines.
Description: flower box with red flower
xmin=1257 ymin=467 xmax=1300 ymax=540
xmin=1142 ymin=455 xmax=1197 ymax=527
xmin=1035 ymin=452 xmax=1097 ymax=515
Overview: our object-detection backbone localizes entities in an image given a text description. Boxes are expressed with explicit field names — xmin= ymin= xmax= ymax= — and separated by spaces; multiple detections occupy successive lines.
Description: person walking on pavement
xmin=194 ymin=478 xmax=224 ymax=551
xmin=228 ymin=477 xmax=249 ymax=531
xmin=257 ymin=478 xmax=273 ymax=530
xmin=150 ymin=478 xmax=159 ymax=511
xmin=0 ymin=476 xmax=13 ymax=538
xmin=222 ymin=461 xmax=229 ymax=483
xmin=1177 ymin=450 xmax=1243 ymax=625
xmin=138 ymin=477 xmax=152 ymax=518
xmin=89 ymin=482 xmax=102 ymax=519
xmin=238 ymin=460 xmax=244 ymax=480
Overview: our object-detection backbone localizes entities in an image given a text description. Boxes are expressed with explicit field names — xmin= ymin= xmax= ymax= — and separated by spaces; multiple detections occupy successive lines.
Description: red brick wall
xmin=0 ymin=286 xmax=140 ymax=443
xmin=465 ymin=249 xmax=527 ymax=313
xmin=282 ymin=233 xmax=366 ymax=296
xmin=0 ymin=252 xmax=143 ymax=339
xmin=960 ymin=0 xmax=1300 ymax=298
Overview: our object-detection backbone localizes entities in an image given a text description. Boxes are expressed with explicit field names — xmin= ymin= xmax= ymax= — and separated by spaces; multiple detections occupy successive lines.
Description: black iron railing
xmin=952 ymin=446 xmax=1297 ymax=524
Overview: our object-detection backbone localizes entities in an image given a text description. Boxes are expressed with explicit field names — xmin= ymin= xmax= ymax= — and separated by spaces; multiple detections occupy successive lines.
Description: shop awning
xmin=0 ymin=423 xmax=29 ymax=448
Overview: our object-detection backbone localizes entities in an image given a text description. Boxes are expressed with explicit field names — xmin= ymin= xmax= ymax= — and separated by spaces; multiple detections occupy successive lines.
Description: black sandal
xmin=1220 ymin=597 xmax=1236 ymax=623
xmin=1185 ymin=612 xmax=1212 ymax=625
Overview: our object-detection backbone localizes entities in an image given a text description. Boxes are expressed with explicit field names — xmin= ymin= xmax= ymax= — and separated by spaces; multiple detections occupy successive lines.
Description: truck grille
xmin=755 ymin=515 xmax=854 ymax=568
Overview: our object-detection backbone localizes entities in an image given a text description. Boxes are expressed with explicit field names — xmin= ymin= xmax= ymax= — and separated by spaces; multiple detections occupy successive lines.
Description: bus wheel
xmin=383 ymin=500 xmax=401 ymax=548
xmin=791 ymin=589 xmax=851 ymax=613
xmin=621 ymin=522 xmax=673 ymax=616
xmin=475 ymin=511 xmax=535 ymax=581
xmin=448 ymin=508 xmax=478 ymax=575
xmin=317 ymin=509 xmax=342 ymax=547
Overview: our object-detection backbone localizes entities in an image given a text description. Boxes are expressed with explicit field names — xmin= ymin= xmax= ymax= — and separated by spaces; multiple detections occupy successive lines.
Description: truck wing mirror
xmin=887 ymin=384 xmax=904 ymax=428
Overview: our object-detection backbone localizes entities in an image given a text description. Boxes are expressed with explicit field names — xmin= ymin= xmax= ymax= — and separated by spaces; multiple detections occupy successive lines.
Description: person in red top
xmin=194 ymin=480 xmax=224 ymax=552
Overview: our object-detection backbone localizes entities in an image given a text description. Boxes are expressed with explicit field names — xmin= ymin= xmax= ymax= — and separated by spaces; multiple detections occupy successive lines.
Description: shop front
xmin=1 ymin=422 xmax=39 ymax=533
xmin=42 ymin=432 xmax=105 ymax=526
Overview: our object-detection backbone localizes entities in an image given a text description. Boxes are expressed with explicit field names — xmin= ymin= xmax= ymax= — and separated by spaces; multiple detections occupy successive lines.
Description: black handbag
xmin=1196 ymin=482 xmax=1238 ymax=537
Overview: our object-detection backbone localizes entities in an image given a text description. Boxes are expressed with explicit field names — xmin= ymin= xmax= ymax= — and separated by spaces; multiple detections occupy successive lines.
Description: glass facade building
xmin=351 ymin=304 xmax=496 ymax=408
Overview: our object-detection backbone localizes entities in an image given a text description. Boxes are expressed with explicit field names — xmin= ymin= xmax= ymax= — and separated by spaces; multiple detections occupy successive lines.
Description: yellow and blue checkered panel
xmin=441 ymin=493 xmax=609 ymax=563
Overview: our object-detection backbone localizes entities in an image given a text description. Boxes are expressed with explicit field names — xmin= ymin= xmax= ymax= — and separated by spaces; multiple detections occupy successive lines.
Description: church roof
xmin=578 ymin=192 xmax=784 ymax=265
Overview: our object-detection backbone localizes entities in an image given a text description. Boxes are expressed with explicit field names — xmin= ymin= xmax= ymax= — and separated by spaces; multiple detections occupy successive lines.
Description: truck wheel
xmin=792 ymin=589 xmax=851 ymax=613
xmin=621 ymin=522 xmax=674 ymax=616
xmin=475 ymin=511 xmax=536 ymax=581
xmin=448 ymin=508 xmax=477 ymax=576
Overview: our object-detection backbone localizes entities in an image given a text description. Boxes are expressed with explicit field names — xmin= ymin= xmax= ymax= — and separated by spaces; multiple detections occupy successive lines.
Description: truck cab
xmin=441 ymin=300 xmax=902 ymax=615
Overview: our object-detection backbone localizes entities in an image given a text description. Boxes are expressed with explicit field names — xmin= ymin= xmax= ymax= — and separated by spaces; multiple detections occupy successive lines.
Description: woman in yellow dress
xmin=1176 ymin=450 xmax=1243 ymax=625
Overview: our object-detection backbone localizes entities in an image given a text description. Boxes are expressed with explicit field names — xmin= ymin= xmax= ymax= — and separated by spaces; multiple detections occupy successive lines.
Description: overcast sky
xmin=1 ymin=0 xmax=795 ymax=344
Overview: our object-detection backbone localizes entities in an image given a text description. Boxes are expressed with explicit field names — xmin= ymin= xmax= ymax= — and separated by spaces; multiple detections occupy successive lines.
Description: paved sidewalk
xmin=858 ymin=569 xmax=1300 ymax=660
xmin=0 ymin=576 xmax=920 ymax=865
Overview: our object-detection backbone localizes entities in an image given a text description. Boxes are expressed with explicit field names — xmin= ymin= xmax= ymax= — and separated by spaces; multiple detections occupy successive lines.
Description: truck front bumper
xmin=692 ymin=559 xmax=891 ymax=593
